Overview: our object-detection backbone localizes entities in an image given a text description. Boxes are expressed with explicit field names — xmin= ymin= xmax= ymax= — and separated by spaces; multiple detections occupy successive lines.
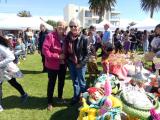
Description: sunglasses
xmin=70 ymin=25 xmax=77 ymax=28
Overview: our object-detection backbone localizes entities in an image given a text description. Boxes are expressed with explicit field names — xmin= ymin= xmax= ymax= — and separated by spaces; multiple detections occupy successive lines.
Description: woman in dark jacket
xmin=65 ymin=18 xmax=88 ymax=105
xmin=38 ymin=24 xmax=48 ymax=72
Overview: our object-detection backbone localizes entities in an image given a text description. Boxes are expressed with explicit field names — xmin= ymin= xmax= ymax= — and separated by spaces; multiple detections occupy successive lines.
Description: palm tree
xmin=127 ymin=21 xmax=136 ymax=29
xmin=129 ymin=22 xmax=136 ymax=27
xmin=17 ymin=10 xmax=32 ymax=17
xmin=140 ymin=0 xmax=160 ymax=18
xmin=46 ymin=20 xmax=57 ymax=28
xmin=88 ymin=0 xmax=116 ymax=22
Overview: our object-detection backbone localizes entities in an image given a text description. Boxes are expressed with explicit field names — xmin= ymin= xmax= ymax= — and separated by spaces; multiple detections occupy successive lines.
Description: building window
xmin=96 ymin=20 xmax=99 ymax=23
xmin=111 ymin=8 xmax=115 ymax=11
xmin=85 ymin=10 xmax=92 ymax=17
xmin=111 ymin=16 xmax=120 ymax=19
xmin=85 ymin=19 xmax=92 ymax=26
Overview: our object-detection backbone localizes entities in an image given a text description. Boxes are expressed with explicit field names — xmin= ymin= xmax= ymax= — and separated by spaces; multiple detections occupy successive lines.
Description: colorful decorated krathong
xmin=78 ymin=53 xmax=160 ymax=120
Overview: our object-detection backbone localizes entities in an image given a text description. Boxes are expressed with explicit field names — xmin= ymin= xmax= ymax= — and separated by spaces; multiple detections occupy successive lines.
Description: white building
xmin=105 ymin=7 xmax=120 ymax=26
xmin=64 ymin=4 xmax=120 ymax=28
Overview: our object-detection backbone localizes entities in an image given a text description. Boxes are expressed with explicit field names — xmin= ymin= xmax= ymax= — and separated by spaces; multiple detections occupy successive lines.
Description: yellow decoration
xmin=77 ymin=98 xmax=97 ymax=120
xmin=108 ymin=95 xmax=123 ymax=109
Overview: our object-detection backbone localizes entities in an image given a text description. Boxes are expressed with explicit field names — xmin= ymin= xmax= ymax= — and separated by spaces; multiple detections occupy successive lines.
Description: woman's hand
xmin=76 ymin=64 xmax=81 ymax=68
xmin=59 ymin=54 xmax=65 ymax=60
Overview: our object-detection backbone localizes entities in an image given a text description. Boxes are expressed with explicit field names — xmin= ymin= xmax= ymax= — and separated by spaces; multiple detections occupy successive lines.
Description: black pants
xmin=114 ymin=43 xmax=122 ymax=53
xmin=130 ymin=43 xmax=136 ymax=52
xmin=0 ymin=78 xmax=25 ymax=105
xmin=41 ymin=53 xmax=47 ymax=71
xmin=47 ymin=64 xmax=66 ymax=104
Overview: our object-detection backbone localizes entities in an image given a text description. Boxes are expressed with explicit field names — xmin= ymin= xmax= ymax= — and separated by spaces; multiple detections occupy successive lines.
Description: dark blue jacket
xmin=38 ymin=30 xmax=48 ymax=51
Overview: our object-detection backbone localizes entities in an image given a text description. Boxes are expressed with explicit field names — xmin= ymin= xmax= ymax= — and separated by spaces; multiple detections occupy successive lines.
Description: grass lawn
xmin=0 ymin=53 xmax=81 ymax=120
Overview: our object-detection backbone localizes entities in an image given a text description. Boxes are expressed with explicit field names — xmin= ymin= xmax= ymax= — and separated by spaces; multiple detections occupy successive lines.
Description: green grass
xmin=0 ymin=53 xmax=80 ymax=120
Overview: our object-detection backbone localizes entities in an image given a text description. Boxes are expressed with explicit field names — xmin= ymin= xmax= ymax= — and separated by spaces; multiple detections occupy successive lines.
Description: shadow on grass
xmin=2 ymin=96 xmax=71 ymax=110
xmin=21 ymin=70 xmax=43 ymax=74
xmin=50 ymin=104 xmax=80 ymax=120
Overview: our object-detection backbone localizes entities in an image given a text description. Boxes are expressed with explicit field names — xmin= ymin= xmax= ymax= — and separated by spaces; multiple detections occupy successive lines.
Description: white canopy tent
xmin=118 ymin=19 xmax=134 ymax=30
xmin=131 ymin=18 xmax=159 ymax=31
xmin=0 ymin=16 xmax=53 ymax=30
xmin=92 ymin=19 xmax=117 ymax=31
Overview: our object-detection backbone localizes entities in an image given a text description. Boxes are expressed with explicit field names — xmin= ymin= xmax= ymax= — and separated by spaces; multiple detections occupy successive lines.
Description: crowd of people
xmin=0 ymin=18 xmax=160 ymax=114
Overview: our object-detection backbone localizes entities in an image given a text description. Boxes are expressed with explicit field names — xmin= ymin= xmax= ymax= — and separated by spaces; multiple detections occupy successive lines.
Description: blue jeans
xmin=68 ymin=61 xmax=87 ymax=101
xmin=143 ymin=40 xmax=148 ymax=53
xmin=130 ymin=42 xmax=136 ymax=52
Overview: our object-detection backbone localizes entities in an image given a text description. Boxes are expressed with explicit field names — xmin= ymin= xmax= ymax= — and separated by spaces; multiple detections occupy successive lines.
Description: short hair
xmin=89 ymin=25 xmax=96 ymax=30
xmin=0 ymin=35 xmax=10 ymax=48
xmin=104 ymin=23 xmax=110 ymax=28
xmin=82 ymin=28 xmax=87 ymax=34
xmin=40 ymin=24 xmax=45 ymax=27
xmin=155 ymin=24 xmax=160 ymax=30
xmin=69 ymin=18 xmax=81 ymax=27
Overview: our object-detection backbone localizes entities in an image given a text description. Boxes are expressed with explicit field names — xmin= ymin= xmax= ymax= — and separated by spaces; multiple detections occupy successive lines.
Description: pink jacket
xmin=42 ymin=31 xmax=62 ymax=70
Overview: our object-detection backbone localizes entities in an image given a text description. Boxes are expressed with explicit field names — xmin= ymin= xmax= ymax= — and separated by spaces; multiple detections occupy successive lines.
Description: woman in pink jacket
xmin=42 ymin=20 xmax=67 ymax=111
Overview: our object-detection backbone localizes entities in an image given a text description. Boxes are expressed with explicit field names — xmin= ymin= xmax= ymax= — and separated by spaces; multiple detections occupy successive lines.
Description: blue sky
xmin=0 ymin=0 xmax=160 ymax=21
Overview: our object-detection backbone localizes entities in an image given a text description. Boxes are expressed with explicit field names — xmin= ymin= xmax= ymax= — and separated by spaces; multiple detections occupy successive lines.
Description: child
xmin=123 ymin=30 xmax=130 ymax=54
xmin=14 ymin=38 xmax=26 ymax=64
xmin=87 ymin=31 xmax=99 ymax=87
xmin=101 ymin=42 xmax=113 ymax=61
xmin=101 ymin=42 xmax=114 ymax=73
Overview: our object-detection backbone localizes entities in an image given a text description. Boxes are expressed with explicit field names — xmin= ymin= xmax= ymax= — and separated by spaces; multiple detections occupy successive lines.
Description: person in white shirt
xmin=0 ymin=36 xmax=28 ymax=112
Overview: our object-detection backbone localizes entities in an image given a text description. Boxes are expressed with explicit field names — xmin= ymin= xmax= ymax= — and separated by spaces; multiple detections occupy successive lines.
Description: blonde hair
xmin=69 ymin=18 xmax=81 ymax=27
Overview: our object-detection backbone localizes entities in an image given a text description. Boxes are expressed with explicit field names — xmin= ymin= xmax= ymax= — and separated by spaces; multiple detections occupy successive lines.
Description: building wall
xmin=64 ymin=4 xmax=120 ymax=28
xmin=64 ymin=4 xmax=80 ymax=24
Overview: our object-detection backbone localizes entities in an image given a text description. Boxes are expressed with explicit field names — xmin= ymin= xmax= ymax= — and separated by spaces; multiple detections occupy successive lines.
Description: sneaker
xmin=21 ymin=93 xmax=28 ymax=103
xmin=47 ymin=104 xmax=53 ymax=111
xmin=0 ymin=105 xmax=3 ymax=112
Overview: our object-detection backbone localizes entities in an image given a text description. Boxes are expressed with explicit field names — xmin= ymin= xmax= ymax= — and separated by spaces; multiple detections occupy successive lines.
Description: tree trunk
xmin=98 ymin=14 xmax=103 ymax=23
xmin=150 ymin=8 xmax=154 ymax=18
